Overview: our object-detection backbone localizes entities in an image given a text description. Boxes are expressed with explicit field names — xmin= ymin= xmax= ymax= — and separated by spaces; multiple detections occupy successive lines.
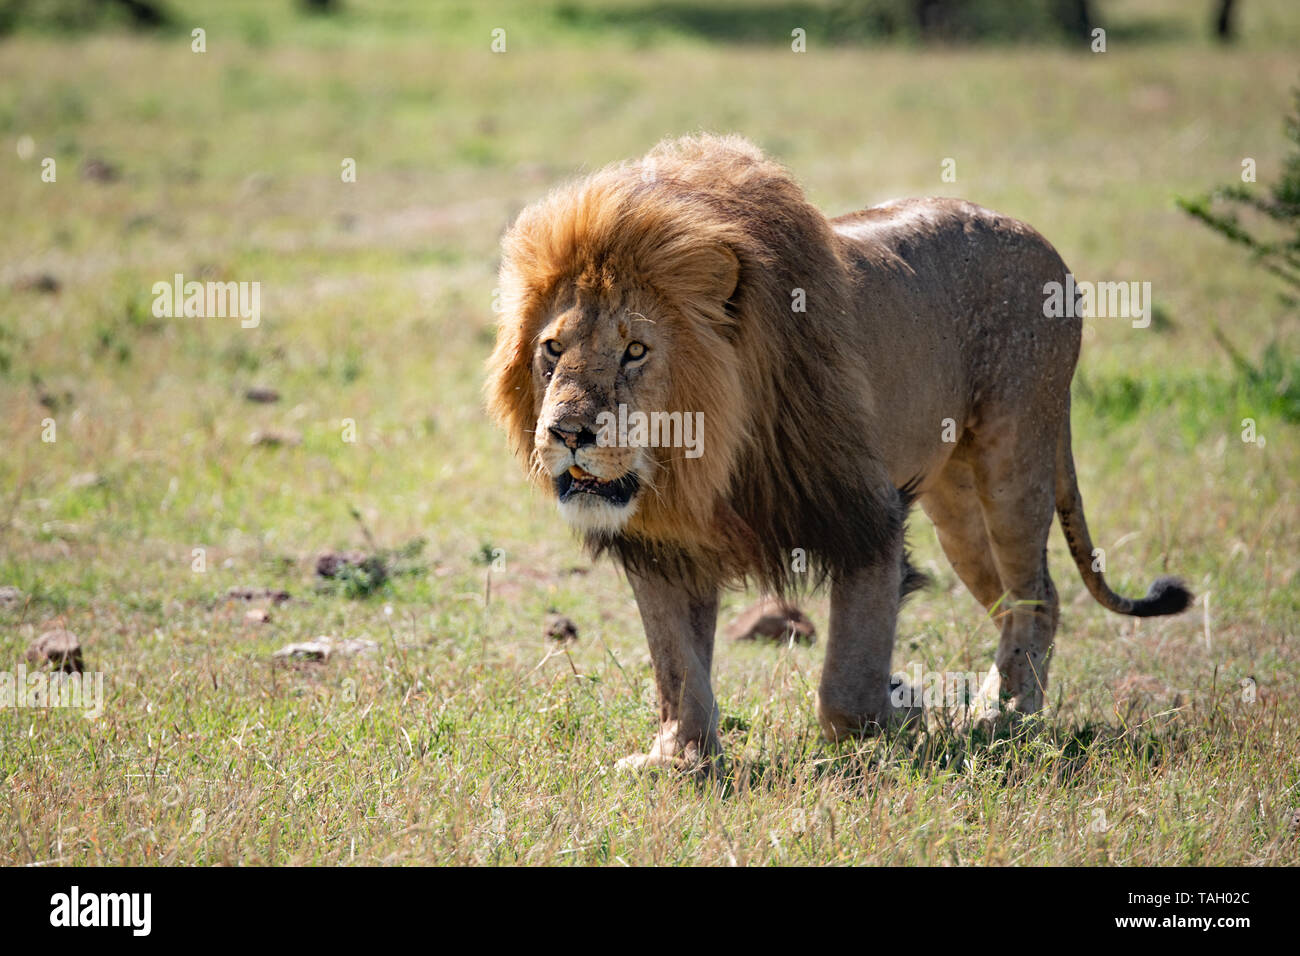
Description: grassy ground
xmin=0 ymin=0 xmax=1297 ymax=865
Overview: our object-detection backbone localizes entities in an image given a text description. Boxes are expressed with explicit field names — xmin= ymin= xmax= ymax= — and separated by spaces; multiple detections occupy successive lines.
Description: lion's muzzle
xmin=555 ymin=466 xmax=640 ymax=507
xmin=537 ymin=415 xmax=644 ymax=532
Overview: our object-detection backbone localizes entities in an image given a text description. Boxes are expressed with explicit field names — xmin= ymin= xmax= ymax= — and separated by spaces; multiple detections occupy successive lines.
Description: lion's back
xmin=832 ymin=197 xmax=1069 ymax=289
xmin=833 ymin=196 xmax=1079 ymax=350
xmin=830 ymin=197 xmax=1083 ymax=470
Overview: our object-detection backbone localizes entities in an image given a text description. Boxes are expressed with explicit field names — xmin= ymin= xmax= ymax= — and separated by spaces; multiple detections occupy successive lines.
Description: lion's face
xmin=486 ymin=156 xmax=756 ymax=560
xmin=532 ymin=291 xmax=669 ymax=534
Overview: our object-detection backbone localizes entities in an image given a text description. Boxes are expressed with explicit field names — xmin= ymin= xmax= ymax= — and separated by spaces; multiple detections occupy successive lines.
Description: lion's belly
xmin=838 ymin=278 xmax=974 ymax=493
xmin=870 ymin=379 xmax=968 ymax=494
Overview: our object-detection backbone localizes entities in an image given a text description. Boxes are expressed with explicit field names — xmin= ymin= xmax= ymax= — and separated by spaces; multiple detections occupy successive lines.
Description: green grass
xmin=0 ymin=0 xmax=1297 ymax=865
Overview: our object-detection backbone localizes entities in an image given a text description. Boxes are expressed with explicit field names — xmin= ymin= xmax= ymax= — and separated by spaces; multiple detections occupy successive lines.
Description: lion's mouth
xmin=555 ymin=465 xmax=640 ymax=507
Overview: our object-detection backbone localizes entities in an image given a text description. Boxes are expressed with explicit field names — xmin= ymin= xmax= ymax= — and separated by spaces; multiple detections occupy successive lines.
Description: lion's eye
xmin=623 ymin=341 xmax=647 ymax=363
xmin=544 ymin=339 xmax=563 ymax=359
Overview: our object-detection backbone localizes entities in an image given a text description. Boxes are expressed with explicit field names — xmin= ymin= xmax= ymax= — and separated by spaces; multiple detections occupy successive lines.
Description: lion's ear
xmin=670 ymin=242 xmax=741 ymax=339
xmin=668 ymin=240 xmax=740 ymax=309
xmin=699 ymin=243 xmax=740 ymax=303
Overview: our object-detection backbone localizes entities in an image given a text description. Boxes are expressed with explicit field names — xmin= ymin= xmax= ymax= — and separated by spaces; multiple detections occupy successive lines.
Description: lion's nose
xmin=549 ymin=425 xmax=597 ymax=450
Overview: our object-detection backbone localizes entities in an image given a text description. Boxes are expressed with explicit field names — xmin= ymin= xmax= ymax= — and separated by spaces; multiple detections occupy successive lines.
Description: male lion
xmin=486 ymin=134 xmax=1191 ymax=772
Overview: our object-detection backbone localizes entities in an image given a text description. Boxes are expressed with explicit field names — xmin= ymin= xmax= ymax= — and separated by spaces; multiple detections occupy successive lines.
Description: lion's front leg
xmin=615 ymin=569 xmax=721 ymax=775
xmin=817 ymin=539 xmax=921 ymax=740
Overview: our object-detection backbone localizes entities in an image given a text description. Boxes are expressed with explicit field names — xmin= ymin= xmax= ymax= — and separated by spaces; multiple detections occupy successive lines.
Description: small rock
xmin=273 ymin=639 xmax=330 ymax=662
xmin=13 ymin=273 xmax=60 ymax=294
xmin=81 ymin=158 xmax=120 ymax=183
xmin=272 ymin=636 xmax=377 ymax=662
xmin=68 ymin=472 xmax=106 ymax=490
xmin=36 ymin=387 xmax=74 ymax=412
xmin=245 ymin=608 xmax=271 ymax=625
xmin=26 ymin=629 xmax=84 ymax=673
xmin=315 ymin=550 xmax=366 ymax=577
xmin=244 ymin=386 xmax=280 ymax=404
xmin=726 ymin=597 xmax=816 ymax=646
xmin=0 ymin=586 xmax=24 ymax=608
xmin=544 ymin=612 xmax=579 ymax=643
xmin=315 ymin=550 xmax=385 ymax=582
xmin=249 ymin=429 xmax=301 ymax=447
xmin=225 ymin=586 xmax=290 ymax=604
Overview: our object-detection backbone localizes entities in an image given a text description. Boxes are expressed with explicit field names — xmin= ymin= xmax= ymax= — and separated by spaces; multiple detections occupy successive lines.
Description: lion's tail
xmin=1055 ymin=411 xmax=1193 ymax=617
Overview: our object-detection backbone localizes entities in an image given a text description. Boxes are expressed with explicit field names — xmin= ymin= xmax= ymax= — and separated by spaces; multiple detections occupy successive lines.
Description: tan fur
xmin=486 ymin=135 xmax=1190 ymax=771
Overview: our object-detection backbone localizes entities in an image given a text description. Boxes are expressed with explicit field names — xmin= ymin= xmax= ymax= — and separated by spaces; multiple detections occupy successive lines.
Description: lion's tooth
xmin=569 ymin=465 xmax=592 ymax=479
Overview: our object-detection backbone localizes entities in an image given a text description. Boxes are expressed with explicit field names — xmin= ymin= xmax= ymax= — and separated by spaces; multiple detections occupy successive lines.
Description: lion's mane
xmin=486 ymin=135 xmax=906 ymax=594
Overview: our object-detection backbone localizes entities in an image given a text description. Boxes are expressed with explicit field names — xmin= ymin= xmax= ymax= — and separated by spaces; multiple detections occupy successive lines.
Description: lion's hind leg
xmin=919 ymin=456 xmax=1007 ymax=728
xmin=920 ymin=457 xmax=1005 ymax=611
xmin=967 ymin=416 xmax=1064 ymax=719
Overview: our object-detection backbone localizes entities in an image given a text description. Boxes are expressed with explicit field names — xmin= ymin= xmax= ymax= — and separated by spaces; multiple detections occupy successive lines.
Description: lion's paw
xmin=614 ymin=743 xmax=722 ymax=777
xmin=953 ymin=665 xmax=1050 ymax=735
xmin=613 ymin=752 xmax=674 ymax=774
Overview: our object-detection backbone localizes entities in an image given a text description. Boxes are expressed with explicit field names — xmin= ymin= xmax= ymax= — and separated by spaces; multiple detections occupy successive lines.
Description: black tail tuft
xmin=1128 ymin=576 xmax=1194 ymax=617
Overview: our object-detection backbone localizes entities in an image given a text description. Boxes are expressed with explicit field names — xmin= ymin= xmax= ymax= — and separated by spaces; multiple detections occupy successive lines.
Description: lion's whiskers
xmin=526 ymin=447 xmax=551 ymax=485
xmin=636 ymin=460 xmax=667 ymax=507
